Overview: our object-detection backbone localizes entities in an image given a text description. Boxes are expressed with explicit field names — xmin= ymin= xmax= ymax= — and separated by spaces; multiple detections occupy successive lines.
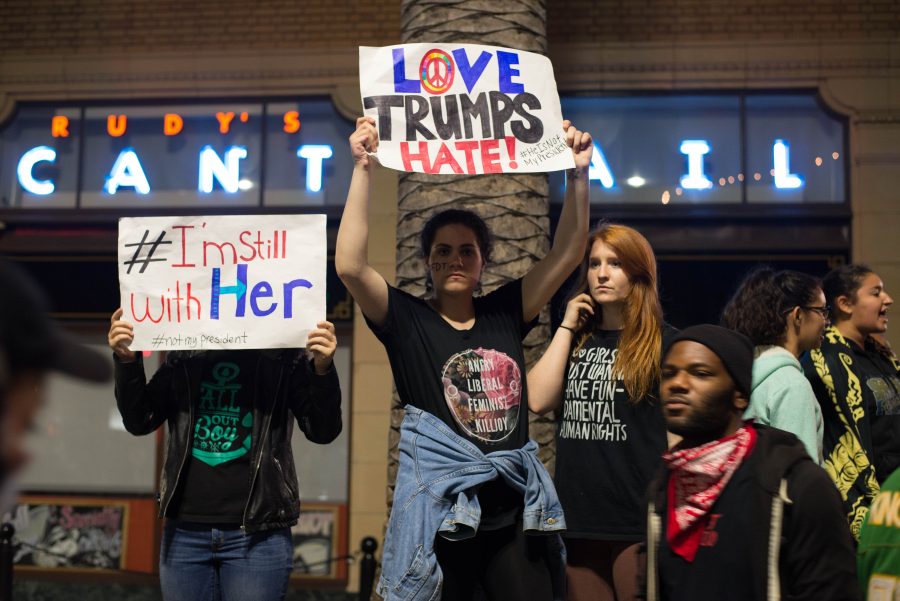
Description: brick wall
xmin=2 ymin=0 xmax=896 ymax=56
xmin=547 ymin=0 xmax=899 ymax=43
xmin=0 ymin=0 xmax=401 ymax=54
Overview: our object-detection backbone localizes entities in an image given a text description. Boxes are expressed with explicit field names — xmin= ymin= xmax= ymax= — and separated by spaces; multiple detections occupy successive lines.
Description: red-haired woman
xmin=528 ymin=224 xmax=674 ymax=601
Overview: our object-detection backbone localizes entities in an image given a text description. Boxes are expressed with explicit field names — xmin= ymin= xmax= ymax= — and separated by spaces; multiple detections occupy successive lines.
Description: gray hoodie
xmin=745 ymin=345 xmax=823 ymax=464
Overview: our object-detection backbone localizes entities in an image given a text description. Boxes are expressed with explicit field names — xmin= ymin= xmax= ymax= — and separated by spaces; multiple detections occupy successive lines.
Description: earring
xmin=425 ymin=272 xmax=433 ymax=293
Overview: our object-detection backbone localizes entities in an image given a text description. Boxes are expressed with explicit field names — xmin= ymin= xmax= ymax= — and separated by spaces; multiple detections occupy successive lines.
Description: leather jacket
xmin=114 ymin=349 xmax=341 ymax=533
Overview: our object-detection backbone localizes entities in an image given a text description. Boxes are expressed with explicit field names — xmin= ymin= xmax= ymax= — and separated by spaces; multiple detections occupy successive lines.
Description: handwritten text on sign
xmin=359 ymin=43 xmax=575 ymax=175
xmin=118 ymin=215 xmax=327 ymax=350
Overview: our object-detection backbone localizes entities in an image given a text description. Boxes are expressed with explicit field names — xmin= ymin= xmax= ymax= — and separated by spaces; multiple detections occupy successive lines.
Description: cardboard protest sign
xmin=118 ymin=215 xmax=326 ymax=351
xmin=359 ymin=43 xmax=575 ymax=175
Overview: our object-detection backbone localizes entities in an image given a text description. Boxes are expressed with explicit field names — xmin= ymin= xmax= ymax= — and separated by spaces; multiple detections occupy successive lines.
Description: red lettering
xmin=171 ymin=225 xmax=195 ymax=267
xmin=431 ymin=143 xmax=464 ymax=174
xmin=401 ymin=141 xmax=431 ymax=172
xmin=239 ymin=230 xmax=257 ymax=262
xmin=454 ymin=141 xmax=480 ymax=174
xmin=130 ymin=293 xmax=165 ymax=323
xmin=480 ymin=139 xmax=502 ymax=173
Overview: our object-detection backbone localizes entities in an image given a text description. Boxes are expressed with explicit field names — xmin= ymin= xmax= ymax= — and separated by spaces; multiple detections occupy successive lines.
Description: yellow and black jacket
xmin=801 ymin=326 xmax=900 ymax=539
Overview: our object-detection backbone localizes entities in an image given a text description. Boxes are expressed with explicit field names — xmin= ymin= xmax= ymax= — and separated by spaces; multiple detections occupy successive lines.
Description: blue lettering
xmin=210 ymin=264 xmax=248 ymax=319
xmin=393 ymin=48 xmax=421 ymax=93
xmin=452 ymin=49 xmax=492 ymax=93
xmin=282 ymin=278 xmax=313 ymax=318
xmin=497 ymin=51 xmax=525 ymax=94
xmin=250 ymin=281 xmax=277 ymax=317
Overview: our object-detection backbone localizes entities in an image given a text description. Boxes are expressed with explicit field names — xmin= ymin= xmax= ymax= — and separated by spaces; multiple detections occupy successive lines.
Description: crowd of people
xmin=332 ymin=116 xmax=899 ymax=601
xmin=0 ymin=113 xmax=896 ymax=601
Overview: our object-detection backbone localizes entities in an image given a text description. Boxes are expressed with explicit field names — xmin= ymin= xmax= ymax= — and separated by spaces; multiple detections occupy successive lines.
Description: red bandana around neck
xmin=663 ymin=423 xmax=757 ymax=562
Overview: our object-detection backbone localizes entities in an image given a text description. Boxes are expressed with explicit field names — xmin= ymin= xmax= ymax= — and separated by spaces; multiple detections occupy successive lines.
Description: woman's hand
xmin=108 ymin=308 xmax=136 ymax=362
xmin=307 ymin=321 xmax=337 ymax=375
xmin=349 ymin=116 xmax=379 ymax=169
xmin=561 ymin=293 xmax=595 ymax=332
xmin=563 ymin=119 xmax=593 ymax=173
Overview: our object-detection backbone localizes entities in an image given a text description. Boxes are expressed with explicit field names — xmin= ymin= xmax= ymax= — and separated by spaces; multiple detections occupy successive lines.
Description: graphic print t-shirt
xmin=177 ymin=351 xmax=255 ymax=523
xmin=368 ymin=280 xmax=533 ymax=451
xmin=853 ymin=342 xmax=900 ymax=482
xmin=366 ymin=281 xmax=534 ymax=523
xmin=554 ymin=329 xmax=671 ymax=539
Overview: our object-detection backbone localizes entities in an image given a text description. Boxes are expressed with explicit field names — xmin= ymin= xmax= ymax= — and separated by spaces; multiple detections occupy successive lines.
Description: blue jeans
xmin=159 ymin=521 xmax=294 ymax=601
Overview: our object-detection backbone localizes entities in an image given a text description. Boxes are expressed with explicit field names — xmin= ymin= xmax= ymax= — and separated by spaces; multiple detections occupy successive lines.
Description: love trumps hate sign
xmin=118 ymin=215 xmax=327 ymax=351
xmin=359 ymin=43 xmax=575 ymax=175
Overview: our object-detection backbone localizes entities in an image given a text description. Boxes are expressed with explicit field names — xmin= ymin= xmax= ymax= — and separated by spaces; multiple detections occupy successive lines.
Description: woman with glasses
xmin=721 ymin=266 xmax=827 ymax=463
xmin=802 ymin=264 xmax=898 ymax=538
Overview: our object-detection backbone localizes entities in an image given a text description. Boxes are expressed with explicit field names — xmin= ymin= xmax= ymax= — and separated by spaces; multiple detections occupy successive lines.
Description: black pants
xmin=434 ymin=523 xmax=553 ymax=601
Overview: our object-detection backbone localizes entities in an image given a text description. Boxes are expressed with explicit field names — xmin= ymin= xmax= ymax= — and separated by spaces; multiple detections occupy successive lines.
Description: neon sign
xmin=17 ymin=146 xmax=57 ymax=196
xmin=9 ymin=107 xmax=827 ymax=203
xmin=105 ymin=149 xmax=151 ymax=195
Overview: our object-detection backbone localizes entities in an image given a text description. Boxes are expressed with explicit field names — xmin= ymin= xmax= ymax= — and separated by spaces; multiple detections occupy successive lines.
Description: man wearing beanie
xmin=642 ymin=324 xmax=859 ymax=601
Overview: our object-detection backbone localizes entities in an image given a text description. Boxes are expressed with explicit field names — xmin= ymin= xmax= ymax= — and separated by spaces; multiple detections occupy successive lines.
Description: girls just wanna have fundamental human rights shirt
xmin=554 ymin=329 xmax=673 ymax=540
xmin=366 ymin=280 xmax=535 ymax=526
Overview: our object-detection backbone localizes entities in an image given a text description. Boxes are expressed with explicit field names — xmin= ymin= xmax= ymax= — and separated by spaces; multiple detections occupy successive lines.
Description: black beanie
xmin=663 ymin=324 xmax=754 ymax=397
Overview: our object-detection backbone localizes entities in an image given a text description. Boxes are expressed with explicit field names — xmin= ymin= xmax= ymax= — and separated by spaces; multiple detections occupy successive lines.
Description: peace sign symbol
xmin=419 ymin=49 xmax=455 ymax=94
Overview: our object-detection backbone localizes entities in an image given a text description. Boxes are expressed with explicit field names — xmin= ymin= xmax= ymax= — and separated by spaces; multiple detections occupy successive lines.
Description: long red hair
xmin=570 ymin=224 xmax=664 ymax=402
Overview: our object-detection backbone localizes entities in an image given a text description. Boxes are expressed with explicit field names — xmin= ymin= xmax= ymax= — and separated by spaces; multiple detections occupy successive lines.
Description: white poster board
xmin=360 ymin=43 xmax=575 ymax=174
xmin=118 ymin=215 xmax=326 ymax=350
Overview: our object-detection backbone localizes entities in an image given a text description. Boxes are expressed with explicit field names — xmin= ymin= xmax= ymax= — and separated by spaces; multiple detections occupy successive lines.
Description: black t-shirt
xmin=366 ymin=280 xmax=535 ymax=524
xmin=176 ymin=351 xmax=256 ymax=523
xmin=554 ymin=329 xmax=670 ymax=540
xmin=658 ymin=453 xmax=757 ymax=601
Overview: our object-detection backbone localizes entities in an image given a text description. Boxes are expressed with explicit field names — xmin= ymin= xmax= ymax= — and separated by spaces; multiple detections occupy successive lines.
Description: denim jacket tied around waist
xmin=376 ymin=405 xmax=566 ymax=601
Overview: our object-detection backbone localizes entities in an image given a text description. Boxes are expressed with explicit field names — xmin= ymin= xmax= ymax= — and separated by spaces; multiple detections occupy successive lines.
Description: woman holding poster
xmin=336 ymin=115 xmax=592 ymax=601
xmin=108 ymin=313 xmax=342 ymax=601
xmin=527 ymin=224 xmax=674 ymax=601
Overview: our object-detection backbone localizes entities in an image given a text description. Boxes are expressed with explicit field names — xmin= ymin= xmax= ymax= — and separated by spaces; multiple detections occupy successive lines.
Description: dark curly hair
xmin=822 ymin=263 xmax=874 ymax=321
xmin=721 ymin=266 xmax=822 ymax=346
xmin=419 ymin=209 xmax=493 ymax=263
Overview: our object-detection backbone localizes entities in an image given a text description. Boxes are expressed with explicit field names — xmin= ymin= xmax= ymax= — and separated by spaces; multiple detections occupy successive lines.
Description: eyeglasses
xmin=802 ymin=305 xmax=831 ymax=318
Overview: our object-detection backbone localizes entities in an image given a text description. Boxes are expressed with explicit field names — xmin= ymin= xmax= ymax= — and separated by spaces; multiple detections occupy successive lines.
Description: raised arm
xmin=528 ymin=293 xmax=594 ymax=414
xmin=335 ymin=116 xmax=390 ymax=326
xmin=521 ymin=121 xmax=593 ymax=322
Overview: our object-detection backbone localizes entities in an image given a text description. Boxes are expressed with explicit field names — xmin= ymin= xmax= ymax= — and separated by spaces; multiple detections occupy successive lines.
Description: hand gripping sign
xmin=359 ymin=43 xmax=575 ymax=175
xmin=118 ymin=215 xmax=326 ymax=351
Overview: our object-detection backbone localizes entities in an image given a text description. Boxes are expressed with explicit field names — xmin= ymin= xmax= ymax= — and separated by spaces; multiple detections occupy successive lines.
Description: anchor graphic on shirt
xmin=193 ymin=361 xmax=253 ymax=467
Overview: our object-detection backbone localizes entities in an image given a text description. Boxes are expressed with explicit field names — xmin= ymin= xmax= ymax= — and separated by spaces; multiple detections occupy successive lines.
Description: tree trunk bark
xmin=386 ymin=0 xmax=555 ymax=518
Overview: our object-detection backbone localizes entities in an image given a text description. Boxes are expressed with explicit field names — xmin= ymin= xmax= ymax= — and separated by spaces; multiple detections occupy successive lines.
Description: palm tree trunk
xmin=387 ymin=0 xmax=555 ymax=516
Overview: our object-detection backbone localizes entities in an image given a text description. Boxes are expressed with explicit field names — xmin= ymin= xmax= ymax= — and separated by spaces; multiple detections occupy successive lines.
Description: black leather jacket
xmin=114 ymin=349 xmax=341 ymax=533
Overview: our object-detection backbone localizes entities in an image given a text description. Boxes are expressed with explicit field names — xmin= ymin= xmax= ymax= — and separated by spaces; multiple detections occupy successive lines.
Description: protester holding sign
xmin=336 ymin=108 xmax=591 ymax=600
xmin=107 ymin=309 xmax=341 ymax=601
xmin=527 ymin=224 xmax=674 ymax=601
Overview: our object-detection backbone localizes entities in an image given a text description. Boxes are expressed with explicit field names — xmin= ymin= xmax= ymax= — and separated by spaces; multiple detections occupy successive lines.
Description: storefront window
xmin=551 ymin=92 xmax=847 ymax=206
xmin=745 ymin=95 xmax=845 ymax=203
